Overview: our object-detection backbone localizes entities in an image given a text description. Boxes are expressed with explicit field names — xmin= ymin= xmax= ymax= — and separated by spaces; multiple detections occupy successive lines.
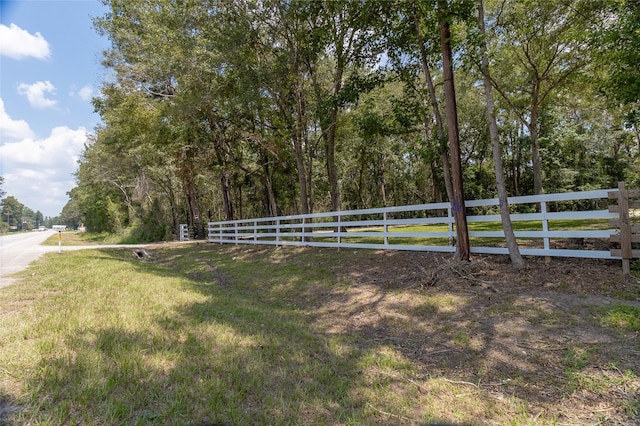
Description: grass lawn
xmin=323 ymin=218 xmax=613 ymax=247
xmin=1 ymin=243 xmax=638 ymax=424
xmin=41 ymin=231 xmax=125 ymax=246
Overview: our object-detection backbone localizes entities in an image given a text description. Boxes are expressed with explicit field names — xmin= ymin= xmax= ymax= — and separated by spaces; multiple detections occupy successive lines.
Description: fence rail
xmin=208 ymin=188 xmax=628 ymax=261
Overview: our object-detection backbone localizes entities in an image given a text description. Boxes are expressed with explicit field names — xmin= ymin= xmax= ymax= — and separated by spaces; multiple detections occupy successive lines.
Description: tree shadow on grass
xmin=12 ymin=245 xmax=638 ymax=424
xmin=212 ymin=245 xmax=640 ymax=424
xmin=0 ymin=392 xmax=22 ymax=426
xmin=13 ymin=248 xmax=373 ymax=424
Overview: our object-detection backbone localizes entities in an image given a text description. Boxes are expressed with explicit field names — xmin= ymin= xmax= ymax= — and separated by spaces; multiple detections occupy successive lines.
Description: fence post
xmin=383 ymin=211 xmax=388 ymax=247
xmin=234 ymin=222 xmax=238 ymax=245
xmin=447 ymin=206 xmax=454 ymax=245
xmin=254 ymin=220 xmax=257 ymax=244
xmin=338 ymin=215 xmax=341 ymax=245
xmin=541 ymin=200 xmax=551 ymax=263
xmin=179 ymin=224 xmax=189 ymax=241
xmin=276 ymin=218 xmax=281 ymax=246
xmin=301 ymin=217 xmax=306 ymax=243
xmin=617 ymin=182 xmax=632 ymax=274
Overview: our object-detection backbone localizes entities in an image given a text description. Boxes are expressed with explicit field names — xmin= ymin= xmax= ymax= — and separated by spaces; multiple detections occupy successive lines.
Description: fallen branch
xmin=442 ymin=378 xmax=480 ymax=388
xmin=0 ymin=366 xmax=16 ymax=378
xmin=515 ymin=340 xmax=567 ymax=351
xmin=365 ymin=402 xmax=418 ymax=423
xmin=371 ymin=369 xmax=430 ymax=394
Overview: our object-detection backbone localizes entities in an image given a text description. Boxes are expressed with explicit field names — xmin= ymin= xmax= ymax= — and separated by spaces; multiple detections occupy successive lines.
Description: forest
xmin=0 ymin=177 xmax=54 ymax=232
xmin=66 ymin=0 xmax=639 ymax=247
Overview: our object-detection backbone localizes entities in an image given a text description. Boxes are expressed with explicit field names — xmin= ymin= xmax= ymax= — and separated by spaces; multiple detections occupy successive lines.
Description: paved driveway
xmin=0 ymin=231 xmax=151 ymax=288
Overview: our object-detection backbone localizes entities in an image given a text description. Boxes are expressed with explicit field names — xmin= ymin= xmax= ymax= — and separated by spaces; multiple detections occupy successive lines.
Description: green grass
xmin=600 ymin=304 xmax=640 ymax=331
xmin=41 ymin=231 xmax=124 ymax=246
xmin=1 ymin=247 xmax=363 ymax=424
xmin=312 ymin=218 xmax=612 ymax=247
xmin=0 ymin=243 xmax=636 ymax=425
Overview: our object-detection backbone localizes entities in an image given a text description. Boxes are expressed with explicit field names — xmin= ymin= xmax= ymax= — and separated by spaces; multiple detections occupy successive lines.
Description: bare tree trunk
xmin=325 ymin=106 xmax=341 ymax=213
xmin=439 ymin=0 xmax=470 ymax=261
xmin=177 ymin=147 xmax=204 ymax=238
xmin=220 ymin=168 xmax=234 ymax=221
xmin=381 ymin=156 xmax=388 ymax=207
xmin=292 ymin=136 xmax=309 ymax=215
xmin=478 ymin=0 xmax=524 ymax=269
xmin=294 ymin=92 xmax=310 ymax=215
xmin=413 ymin=1 xmax=454 ymax=204
xmin=261 ymin=154 xmax=278 ymax=217
xmin=529 ymin=83 xmax=543 ymax=196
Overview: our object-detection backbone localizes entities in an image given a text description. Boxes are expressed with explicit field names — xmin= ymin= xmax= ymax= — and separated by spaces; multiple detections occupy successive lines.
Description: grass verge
xmin=0 ymin=244 xmax=637 ymax=424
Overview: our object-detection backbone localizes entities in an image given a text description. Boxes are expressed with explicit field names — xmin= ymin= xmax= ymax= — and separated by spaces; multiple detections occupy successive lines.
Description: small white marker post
xmin=58 ymin=231 xmax=62 ymax=254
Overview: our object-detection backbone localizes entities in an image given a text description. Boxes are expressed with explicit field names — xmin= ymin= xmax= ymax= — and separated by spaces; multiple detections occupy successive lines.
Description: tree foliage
xmin=69 ymin=0 xmax=637 ymax=248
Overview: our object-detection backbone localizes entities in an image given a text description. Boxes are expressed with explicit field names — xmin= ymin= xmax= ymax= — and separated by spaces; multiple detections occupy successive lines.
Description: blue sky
xmin=0 ymin=0 xmax=109 ymax=218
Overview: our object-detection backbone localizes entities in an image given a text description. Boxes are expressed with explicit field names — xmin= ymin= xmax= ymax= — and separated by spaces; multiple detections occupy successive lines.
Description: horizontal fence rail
xmin=208 ymin=188 xmax=625 ymax=260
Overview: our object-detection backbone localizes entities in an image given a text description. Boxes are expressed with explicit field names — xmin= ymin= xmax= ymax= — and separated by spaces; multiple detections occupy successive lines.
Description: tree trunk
xmin=294 ymin=89 xmax=310 ymax=215
xmin=413 ymin=1 xmax=454 ymax=204
xmin=478 ymin=0 xmax=524 ymax=269
xmin=261 ymin=153 xmax=278 ymax=217
xmin=439 ymin=1 xmax=470 ymax=261
xmin=292 ymin=136 xmax=310 ymax=215
xmin=184 ymin=171 xmax=203 ymax=239
xmin=530 ymin=82 xmax=543 ymax=196
xmin=177 ymin=147 xmax=204 ymax=238
xmin=325 ymin=107 xmax=341 ymax=213
xmin=220 ymin=168 xmax=234 ymax=221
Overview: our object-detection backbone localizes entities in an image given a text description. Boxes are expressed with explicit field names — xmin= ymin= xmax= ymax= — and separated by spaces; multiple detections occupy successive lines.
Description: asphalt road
xmin=0 ymin=230 xmax=60 ymax=288
xmin=0 ymin=232 xmax=153 ymax=288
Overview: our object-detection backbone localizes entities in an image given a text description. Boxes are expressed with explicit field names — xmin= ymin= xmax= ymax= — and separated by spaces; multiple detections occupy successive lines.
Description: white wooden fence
xmin=179 ymin=224 xmax=189 ymax=242
xmin=208 ymin=188 xmax=624 ymax=260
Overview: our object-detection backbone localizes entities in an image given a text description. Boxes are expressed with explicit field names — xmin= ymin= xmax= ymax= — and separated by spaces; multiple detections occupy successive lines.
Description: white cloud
xmin=78 ymin=85 xmax=93 ymax=101
xmin=1 ymin=125 xmax=86 ymax=167
xmin=0 ymin=98 xmax=35 ymax=141
xmin=0 ymin=23 xmax=51 ymax=60
xmin=17 ymin=81 xmax=57 ymax=109
xmin=70 ymin=84 xmax=94 ymax=101
xmin=1 ymin=126 xmax=88 ymax=217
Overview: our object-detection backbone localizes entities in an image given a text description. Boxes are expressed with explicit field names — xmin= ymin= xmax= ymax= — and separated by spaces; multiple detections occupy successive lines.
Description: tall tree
xmin=307 ymin=0 xmax=383 ymax=214
xmin=485 ymin=0 xmax=599 ymax=195
xmin=410 ymin=0 xmax=454 ymax=203
xmin=255 ymin=0 xmax=315 ymax=215
xmin=1 ymin=196 xmax=24 ymax=229
xmin=438 ymin=0 xmax=470 ymax=260
xmin=477 ymin=0 xmax=524 ymax=269
xmin=596 ymin=0 xmax=640 ymax=127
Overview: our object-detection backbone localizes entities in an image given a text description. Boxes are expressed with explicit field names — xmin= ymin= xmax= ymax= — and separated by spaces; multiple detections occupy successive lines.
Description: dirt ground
xmin=253 ymin=246 xmax=640 ymax=424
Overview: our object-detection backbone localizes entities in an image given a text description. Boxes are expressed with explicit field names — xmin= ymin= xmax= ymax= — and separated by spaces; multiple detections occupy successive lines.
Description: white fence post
xmin=447 ymin=206 xmax=454 ymax=245
xmin=541 ymin=200 xmax=550 ymax=254
xmin=234 ymin=222 xmax=238 ymax=245
xmin=302 ymin=217 xmax=306 ymax=243
xmin=383 ymin=212 xmax=388 ymax=247
xmin=179 ymin=224 xmax=189 ymax=241
xmin=254 ymin=220 xmax=258 ymax=244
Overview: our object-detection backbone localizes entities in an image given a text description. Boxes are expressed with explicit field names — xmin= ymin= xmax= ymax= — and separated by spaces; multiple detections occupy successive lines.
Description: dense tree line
xmin=0 ymin=177 xmax=70 ymax=232
xmin=68 ymin=0 xmax=639 ymax=250
xmin=0 ymin=192 xmax=48 ymax=233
